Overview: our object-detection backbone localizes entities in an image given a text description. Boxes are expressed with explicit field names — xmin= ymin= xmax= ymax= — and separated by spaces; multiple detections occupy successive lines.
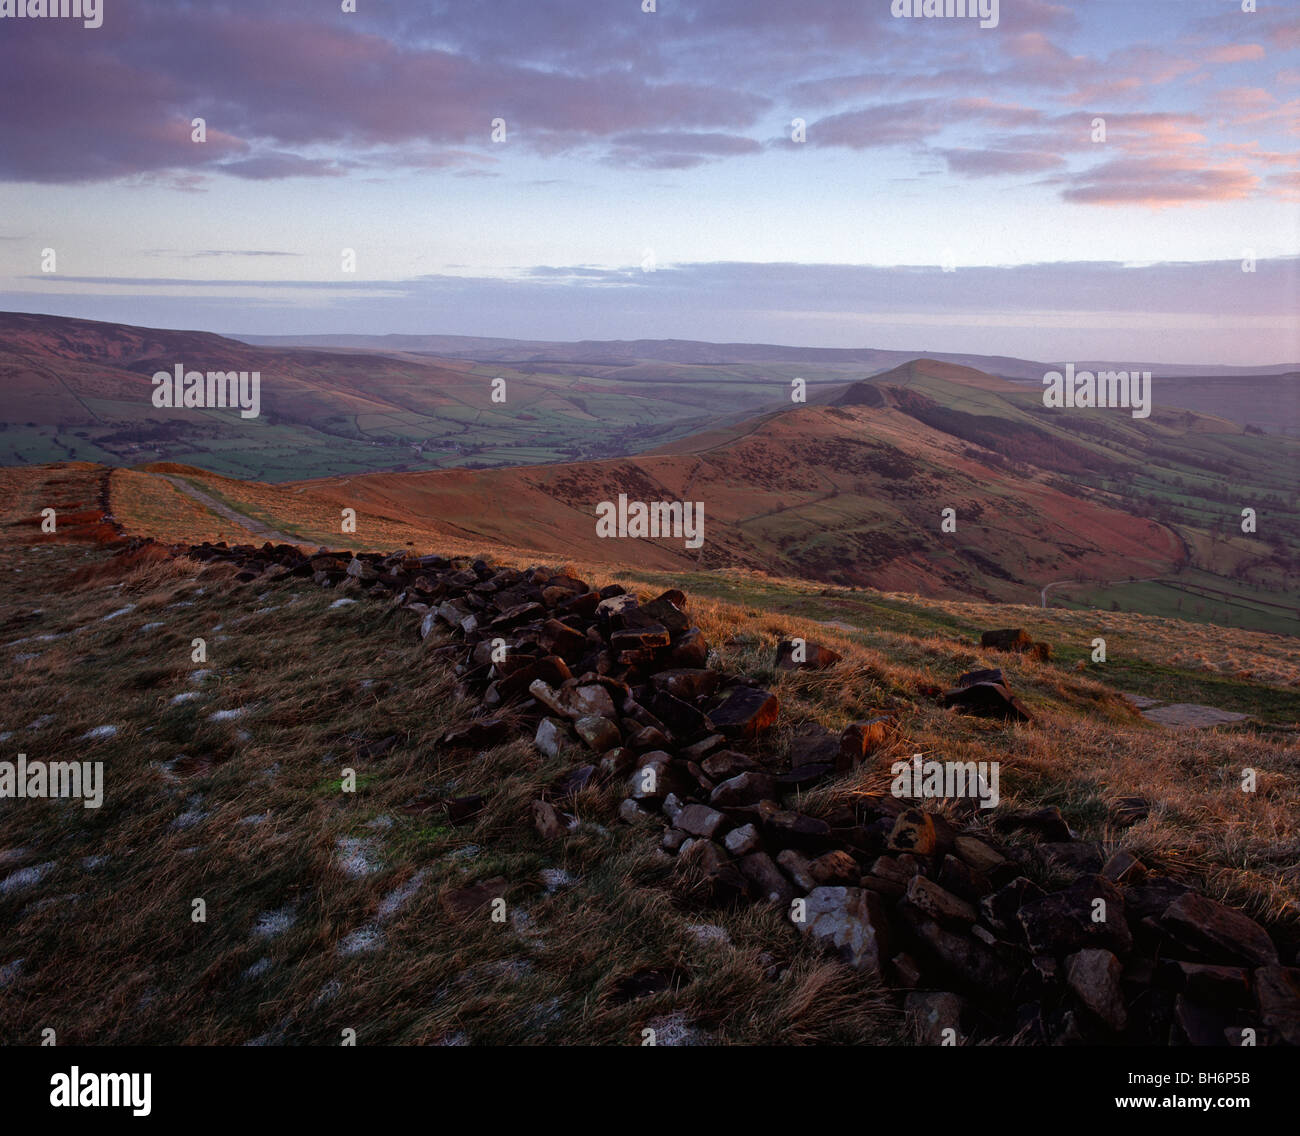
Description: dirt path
xmin=159 ymin=475 xmax=303 ymax=546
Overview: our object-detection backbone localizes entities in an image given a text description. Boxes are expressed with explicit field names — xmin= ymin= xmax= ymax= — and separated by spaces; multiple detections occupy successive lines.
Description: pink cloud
xmin=1063 ymin=156 xmax=1258 ymax=207
xmin=1204 ymin=44 xmax=1266 ymax=63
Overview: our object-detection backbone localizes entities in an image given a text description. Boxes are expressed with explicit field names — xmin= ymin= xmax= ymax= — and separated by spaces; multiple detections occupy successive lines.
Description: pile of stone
xmin=175 ymin=539 xmax=1299 ymax=1046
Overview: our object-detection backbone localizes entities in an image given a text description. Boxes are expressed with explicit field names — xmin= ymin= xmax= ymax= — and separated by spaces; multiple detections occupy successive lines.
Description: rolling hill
xmin=77 ymin=357 xmax=1297 ymax=629
xmin=0 ymin=312 xmax=792 ymax=479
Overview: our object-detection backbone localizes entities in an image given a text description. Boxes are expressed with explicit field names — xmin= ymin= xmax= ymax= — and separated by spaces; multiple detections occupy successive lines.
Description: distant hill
xmin=237 ymin=329 xmax=1300 ymax=379
xmin=90 ymin=355 xmax=1300 ymax=621
xmin=0 ymin=311 xmax=789 ymax=479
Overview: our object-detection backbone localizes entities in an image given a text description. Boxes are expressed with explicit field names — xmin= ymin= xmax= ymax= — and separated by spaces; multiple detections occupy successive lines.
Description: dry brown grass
xmin=0 ymin=462 xmax=1294 ymax=1044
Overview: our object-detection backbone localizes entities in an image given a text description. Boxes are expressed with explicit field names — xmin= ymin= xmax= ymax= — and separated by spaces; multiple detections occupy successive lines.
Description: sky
xmin=0 ymin=0 xmax=1297 ymax=364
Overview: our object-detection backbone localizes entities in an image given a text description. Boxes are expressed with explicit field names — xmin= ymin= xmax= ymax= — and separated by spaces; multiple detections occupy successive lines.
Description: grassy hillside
xmin=0 ymin=312 xmax=799 ymax=479
xmin=0 ymin=464 xmax=1295 ymax=1044
xmin=94 ymin=356 xmax=1298 ymax=634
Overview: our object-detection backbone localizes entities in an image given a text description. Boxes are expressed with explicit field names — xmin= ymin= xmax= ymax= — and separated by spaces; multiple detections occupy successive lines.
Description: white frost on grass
xmin=377 ymin=870 xmax=427 ymax=922
xmin=337 ymin=924 xmax=385 ymax=956
xmin=539 ymin=868 xmax=575 ymax=893
xmin=209 ymin=707 xmax=247 ymax=722
xmin=644 ymin=1013 xmax=701 ymax=1046
xmin=335 ymin=837 xmax=381 ymax=878
xmin=686 ymin=923 xmax=731 ymax=947
xmin=0 ymin=862 xmax=56 ymax=895
xmin=242 ymin=958 xmax=272 ymax=981
xmin=252 ymin=905 xmax=297 ymax=939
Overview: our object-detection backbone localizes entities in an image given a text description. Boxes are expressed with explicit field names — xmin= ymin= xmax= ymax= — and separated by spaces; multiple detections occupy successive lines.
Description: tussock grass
xmin=0 ymin=465 xmax=1295 ymax=1044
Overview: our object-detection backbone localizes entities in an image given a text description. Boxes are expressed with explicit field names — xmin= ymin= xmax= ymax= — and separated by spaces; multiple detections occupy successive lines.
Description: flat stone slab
xmin=1140 ymin=703 xmax=1250 ymax=729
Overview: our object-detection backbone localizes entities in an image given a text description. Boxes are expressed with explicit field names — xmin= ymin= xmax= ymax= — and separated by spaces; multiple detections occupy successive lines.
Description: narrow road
xmin=160 ymin=475 xmax=303 ymax=546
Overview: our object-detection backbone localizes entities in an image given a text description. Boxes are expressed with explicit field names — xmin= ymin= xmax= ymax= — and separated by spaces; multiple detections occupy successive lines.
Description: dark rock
xmin=808 ymin=850 xmax=860 ymax=886
xmin=943 ymin=681 xmax=1031 ymax=722
xmin=489 ymin=601 xmax=545 ymax=629
xmin=708 ymin=686 xmax=779 ymax=739
xmin=574 ymin=716 xmax=621 ymax=753
xmin=762 ymin=809 xmax=832 ymax=850
xmin=906 ymin=991 xmax=968 ymax=1045
xmin=777 ymin=763 xmax=833 ymax=787
xmin=497 ymin=654 xmax=571 ymax=701
xmin=674 ymin=803 xmax=727 ymax=839
xmin=1171 ymin=995 xmax=1231 ymax=1047
xmin=1161 ymin=893 xmax=1278 ymax=967
xmin=800 ymin=886 xmax=892 ymax=977
xmin=710 ymin=770 xmax=778 ymax=807
xmin=888 ymin=808 xmax=936 ymax=855
xmin=1101 ymin=849 xmax=1148 ymax=885
xmin=838 ymin=718 xmax=890 ymax=770
xmin=651 ymin=668 xmax=720 ymax=700
xmin=668 ymin=628 xmax=709 ymax=668
xmin=1066 ymin=948 xmax=1127 ymax=1032
xmin=440 ymin=876 xmax=509 ymax=919
xmin=739 ymin=852 xmax=797 ymax=906
xmin=539 ymin=619 xmax=588 ymax=662
xmin=440 ymin=718 xmax=509 ymax=749
xmin=935 ymin=855 xmax=990 ymax=904
xmin=702 ymin=750 xmax=758 ymax=780
xmin=1254 ymin=966 xmax=1300 ymax=1045
xmin=1036 ymin=841 xmax=1103 ymax=875
xmin=980 ymin=628 xmax=1033 ymax=652
xmin=1124 ymin=877 xmax=1194 ymax=923
xmin=903 ymin=875 xmax=977 ymax=928
xmin=1156 ymin=961 xmax=1252 ymax=1008
xmin=650 ymin=690 xmax=713 ymax=741
xmin=995 ymin=806 xmax=1071 ymax=842
xmin=610 ymin=624 xmax=670 ymax=652
xmin=723 ymin=823 xmax=761 ymax=857
xmin=532 ymin=799 xmax=563 ymax=840
xmin=1018 ymin=876 xmax=1132 ymax=956
xmin=891 ymin=953 xmax=924 ymax=988
xmin=639 ymin=595 xmax=690 ymax=636
xmin=680 ymin=734 xmax=724 ymax=760
xmin=598 ymin=747 xmax=635 ymax=781
xmin=445 ymin=795 xmax=485 ymax=825
xmin=953 ymin=835 xmax=1012 ymax=876
xmin=956 ymin=667 xmax=1003 ymax=688
xmin=911 ymin=917 xmax=1015 ymax=1000
xmin=775 ymin=639 xmax=842 ymax=671
xmin=1111 ymin=796 xmax=1151 ymax=826
xmin=555 ymin=764 xmax=597 ymax=798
